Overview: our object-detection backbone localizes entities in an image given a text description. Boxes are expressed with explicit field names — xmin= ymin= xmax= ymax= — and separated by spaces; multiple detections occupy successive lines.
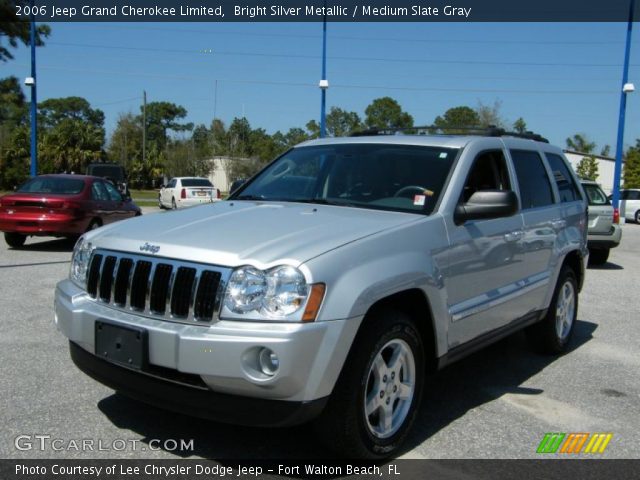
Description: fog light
xmin=258 ymin=348 xmax=279 ymax=376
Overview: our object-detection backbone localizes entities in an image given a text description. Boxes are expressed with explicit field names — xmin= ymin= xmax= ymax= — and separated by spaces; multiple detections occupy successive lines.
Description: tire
xmin=87 ymin=219 xmax=101 ymax=232
xmin=526 ymin=266 xmax=578 ymax=354
xmin=588 ymin=248 xmax=610 ymax=266
xmin=171 ymin=198 xmax=177 ymax=210
xmin=4 ymin=232 xmax=26 ymax=248
xmin=635 ymin=210 xmax=640 ymax=224
xmin=313 ymin=308 xmax=425 ymax=458
xmin=158 ymin=195 xmax=164 ymax=209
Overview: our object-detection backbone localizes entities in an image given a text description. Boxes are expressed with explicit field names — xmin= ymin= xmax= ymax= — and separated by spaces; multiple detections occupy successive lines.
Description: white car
xmin=158 ymin=177 xmax=220 ymax=209
xmin=619 ymin=189 xmax=640 ymax=223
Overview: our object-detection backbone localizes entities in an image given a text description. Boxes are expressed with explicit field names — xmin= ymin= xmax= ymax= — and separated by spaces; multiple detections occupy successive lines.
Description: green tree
xmin=108 ymin=112 xmax=142 ymax=170
xmin=623 ymin=140 xmax=640 ymax=188
xmin=0 ymin=1 xmax=50 ymax=61
xmin=565 ymin=133 xmax=596 ymax=154
xmin=513 ymin=117 xmax=527 ymax=134
xmin=35 ymin=97 xmax=106 ymax=173
xmin=0 ymin=76 xmax=28 ymax=187
xmin=307 ymin=107 xmax=363 ymax=137
xmin=364 ymin=97 xmax=413 ymax=130
xmin=576 ymin=156 xmax=599 ymax=181
xmin=143 ymin=101 xmax=193 ymax=152
xmin=433 ymin=106 xmax=480 ymax=133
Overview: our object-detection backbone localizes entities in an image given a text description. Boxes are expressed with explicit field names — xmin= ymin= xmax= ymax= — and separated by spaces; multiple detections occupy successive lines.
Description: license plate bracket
xmin=95 ymin=321 xmax=148 ymax=370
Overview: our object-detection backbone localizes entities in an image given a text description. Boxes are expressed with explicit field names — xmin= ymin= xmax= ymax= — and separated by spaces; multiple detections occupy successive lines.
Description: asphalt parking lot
xmin=1 ymin=211 xmax=639 ymax=460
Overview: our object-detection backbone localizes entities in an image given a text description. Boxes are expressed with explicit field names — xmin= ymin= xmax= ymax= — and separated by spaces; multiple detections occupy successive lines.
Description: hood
xmin=88 ymin=201 xmax=420 ymax=268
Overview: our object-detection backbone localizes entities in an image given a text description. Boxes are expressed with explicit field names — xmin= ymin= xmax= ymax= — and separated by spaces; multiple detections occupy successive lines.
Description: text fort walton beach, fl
xmin=43 ymin=4 xmax=472 ymax=19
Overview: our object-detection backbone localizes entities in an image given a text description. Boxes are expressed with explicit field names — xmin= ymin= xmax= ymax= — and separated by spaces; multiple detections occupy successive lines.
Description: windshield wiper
xmin=234 ymin=194 xmax=266 ymax=201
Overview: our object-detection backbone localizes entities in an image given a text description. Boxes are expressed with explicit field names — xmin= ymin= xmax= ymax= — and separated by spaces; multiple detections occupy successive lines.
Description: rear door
xmin=508 ymin=148 xmax=561 ymax=313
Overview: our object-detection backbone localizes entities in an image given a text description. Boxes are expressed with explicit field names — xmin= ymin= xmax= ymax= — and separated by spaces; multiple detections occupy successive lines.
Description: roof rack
xmin=349 ymin=125 xmax=549 ymax=143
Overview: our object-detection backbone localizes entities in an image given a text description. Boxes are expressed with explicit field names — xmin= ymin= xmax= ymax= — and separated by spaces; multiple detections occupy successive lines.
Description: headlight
xmin=69 ymin=236 xmax=93 ymax=288
xmin=223 ymin=265 xmax=312 ymax=320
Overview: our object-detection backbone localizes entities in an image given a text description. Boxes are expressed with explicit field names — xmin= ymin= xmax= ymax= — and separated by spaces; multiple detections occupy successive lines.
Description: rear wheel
xmin=313 ymin=308 xmax=424 ymax=458
xmin=171 ymin=198 xmax=177 ymax=210
xmin=588 ymin=248 xmax=610 ymax=265
xmin=526 ymin=266 xmax=578 ymax=354
xmin=4 ymin=232 xmax=26 ymax=248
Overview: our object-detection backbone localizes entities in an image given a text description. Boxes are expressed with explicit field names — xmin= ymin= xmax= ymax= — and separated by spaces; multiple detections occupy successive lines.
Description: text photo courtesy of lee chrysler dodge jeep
xmin=55 ymin=129 xmax=588 ymax=458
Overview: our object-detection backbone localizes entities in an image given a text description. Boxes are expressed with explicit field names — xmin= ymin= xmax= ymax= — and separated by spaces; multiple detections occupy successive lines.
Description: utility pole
xmin=612 ymin=0 xmax=636 ymax=216
xmin=142 ymin=90 xmax=147 ymax=166
xmin=212 ymin=79 xmax=218 ymax=157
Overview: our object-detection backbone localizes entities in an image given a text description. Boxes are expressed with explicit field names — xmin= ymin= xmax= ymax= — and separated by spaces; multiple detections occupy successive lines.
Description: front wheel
xmin=158 ymin=195 xmax=164 ymax=209
xmin=4 ymin=232 xmax=26 ymax=248
xmin=635 ymin=210 xmax=640 ymax=224
xmin=171 ymin=198 xmax=177 ymax=210
xmin=526 ymin=266 xmax=578 ymax=354
xmin=314 ymin=308 xmax=425 ymax=458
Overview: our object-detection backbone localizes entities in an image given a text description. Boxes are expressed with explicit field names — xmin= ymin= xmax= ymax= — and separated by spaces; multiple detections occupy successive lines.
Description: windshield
xmin=18 ymin=177 xmax=86 ymax=195
xmin=90 ymin=165 xmax=125 ymax=180
xmin=181 ymin=178 xmax=213 ymax=187
xmin=232 ymin=144 xmax=458 ymax=215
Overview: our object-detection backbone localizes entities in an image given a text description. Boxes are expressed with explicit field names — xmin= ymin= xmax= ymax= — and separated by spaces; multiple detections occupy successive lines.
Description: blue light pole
xmin=319 ymin=3 xmax=328 ymax=138
xmin=28 ymin=7 xmax=38 ymax=177
xmin=612 ymin=0 xmax=635 ymax=216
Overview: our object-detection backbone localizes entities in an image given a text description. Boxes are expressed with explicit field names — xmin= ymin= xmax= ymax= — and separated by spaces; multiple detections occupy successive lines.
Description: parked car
xmin=0 ymin=174 xmax=141 ymax=248
xmin=619 ymin=188 xmax=640 ymax=223
xmin=581 ymin=179 xmax=622 ymax=265
xmin=229 ymin=178 xmax=247 ymax=195
xmin=55 ymin=131 xmax=588 ymax=458
xmin=158 ymin=177 xmax=220 ymax=209
xmin=86 ymin=163 xmax=130 ymax=199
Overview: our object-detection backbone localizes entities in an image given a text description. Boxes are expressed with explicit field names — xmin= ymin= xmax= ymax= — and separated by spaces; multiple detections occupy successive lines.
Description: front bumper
xmin=54 ymin=279 xmax=359 ymax=406
xmin=69 ymin=341 xmax=327 ymax=427
xmin=587 ymin=224 xmax=622 ymax=250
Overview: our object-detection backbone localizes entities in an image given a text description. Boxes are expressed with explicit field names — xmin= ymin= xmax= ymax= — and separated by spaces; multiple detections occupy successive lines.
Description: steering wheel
xmin=393 ymin=185 xmax=429 ymax=198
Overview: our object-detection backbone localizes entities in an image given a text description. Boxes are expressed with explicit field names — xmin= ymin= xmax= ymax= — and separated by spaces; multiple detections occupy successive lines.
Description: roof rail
xmin=349 ymin=125 xmax=548 ymax=143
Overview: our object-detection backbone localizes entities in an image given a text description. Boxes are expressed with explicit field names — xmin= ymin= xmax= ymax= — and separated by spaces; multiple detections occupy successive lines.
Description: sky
xmin=3 ymin=20 xmax=640 ymax=154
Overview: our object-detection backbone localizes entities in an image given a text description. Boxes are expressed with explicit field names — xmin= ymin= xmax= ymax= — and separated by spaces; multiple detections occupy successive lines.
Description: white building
xmin=563 ymin=150 xmax=618 ymax=194
xmin=206 ymin=156 xmax=253 ymax=193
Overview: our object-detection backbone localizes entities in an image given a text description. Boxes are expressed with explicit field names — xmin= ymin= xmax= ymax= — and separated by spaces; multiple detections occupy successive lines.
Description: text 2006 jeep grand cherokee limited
xmin=55 ymin=129 xmax=588 ymax=458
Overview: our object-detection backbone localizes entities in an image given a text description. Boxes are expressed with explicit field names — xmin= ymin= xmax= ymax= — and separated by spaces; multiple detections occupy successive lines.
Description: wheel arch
xmin=358 ymin=289 xmax=439 ymax=372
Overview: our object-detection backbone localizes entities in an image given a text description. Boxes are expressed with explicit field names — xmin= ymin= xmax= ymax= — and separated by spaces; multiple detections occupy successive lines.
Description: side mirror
xmin=454 ymin=190 xmax=518 ymax=225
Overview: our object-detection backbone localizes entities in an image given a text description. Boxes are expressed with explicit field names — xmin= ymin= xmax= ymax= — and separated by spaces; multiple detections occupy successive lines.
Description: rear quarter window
xmin=545 ymin=153 xmax=583 ymax=203
xmin=582 ymin=184 xmax=610 ymax=206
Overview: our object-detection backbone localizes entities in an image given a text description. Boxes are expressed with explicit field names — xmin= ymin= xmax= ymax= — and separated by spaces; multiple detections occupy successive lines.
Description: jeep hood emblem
xmin=140 ymin=242 xmax=160 ymax=254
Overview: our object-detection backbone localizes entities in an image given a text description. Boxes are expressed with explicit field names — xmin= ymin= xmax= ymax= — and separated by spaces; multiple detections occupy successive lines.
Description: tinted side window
xmin=510 ymin=150 xmax=554 ymax=209
xmin=167 ymin=179 xmax=176 ymax=189
xmin=91 ymin=181 xmax=109 ymax=201
xmin=103 ymin=182 xmax=123 ymax=202
xmin=545 ymin=153 xmax=582 ymax=203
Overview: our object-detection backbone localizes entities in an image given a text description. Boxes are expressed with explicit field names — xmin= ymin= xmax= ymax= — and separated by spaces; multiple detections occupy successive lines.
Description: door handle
xmin=504 ymin=230 xmax=524 ymax=242
xmin=551 ymin=220 xmax=567 ymax=230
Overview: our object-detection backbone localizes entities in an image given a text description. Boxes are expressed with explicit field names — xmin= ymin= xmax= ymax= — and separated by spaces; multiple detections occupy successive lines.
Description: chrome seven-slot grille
xmin=86 ymin=249 xmax=229 ymax=323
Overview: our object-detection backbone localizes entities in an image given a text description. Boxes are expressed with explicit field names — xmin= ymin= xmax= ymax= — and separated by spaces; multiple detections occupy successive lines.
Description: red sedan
xmin=0 ymin=174 xmax=141 ymax=248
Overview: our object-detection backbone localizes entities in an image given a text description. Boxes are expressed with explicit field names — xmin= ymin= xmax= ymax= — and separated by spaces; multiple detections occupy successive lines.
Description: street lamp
xmin=612 ymin=0 xmax=636 ymax=221
xmin=319 ymin=3 xmax=328 ymax=138
xmin=26 ymin=8 xmax=38 ymax=177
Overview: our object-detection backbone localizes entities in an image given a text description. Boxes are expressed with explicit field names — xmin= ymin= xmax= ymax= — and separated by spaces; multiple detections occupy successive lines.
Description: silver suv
xmin=55 ymin=131 xmax=588 ymax=458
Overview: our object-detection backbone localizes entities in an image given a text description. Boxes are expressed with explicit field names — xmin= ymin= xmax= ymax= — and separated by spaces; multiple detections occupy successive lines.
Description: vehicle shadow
xmin=96 ymin=319 xmax=598 ymax=461
xmin=587 ymin=261 xmax=623 ymax=270
xmin=10 ymin=238 xmax=76 ymax=252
